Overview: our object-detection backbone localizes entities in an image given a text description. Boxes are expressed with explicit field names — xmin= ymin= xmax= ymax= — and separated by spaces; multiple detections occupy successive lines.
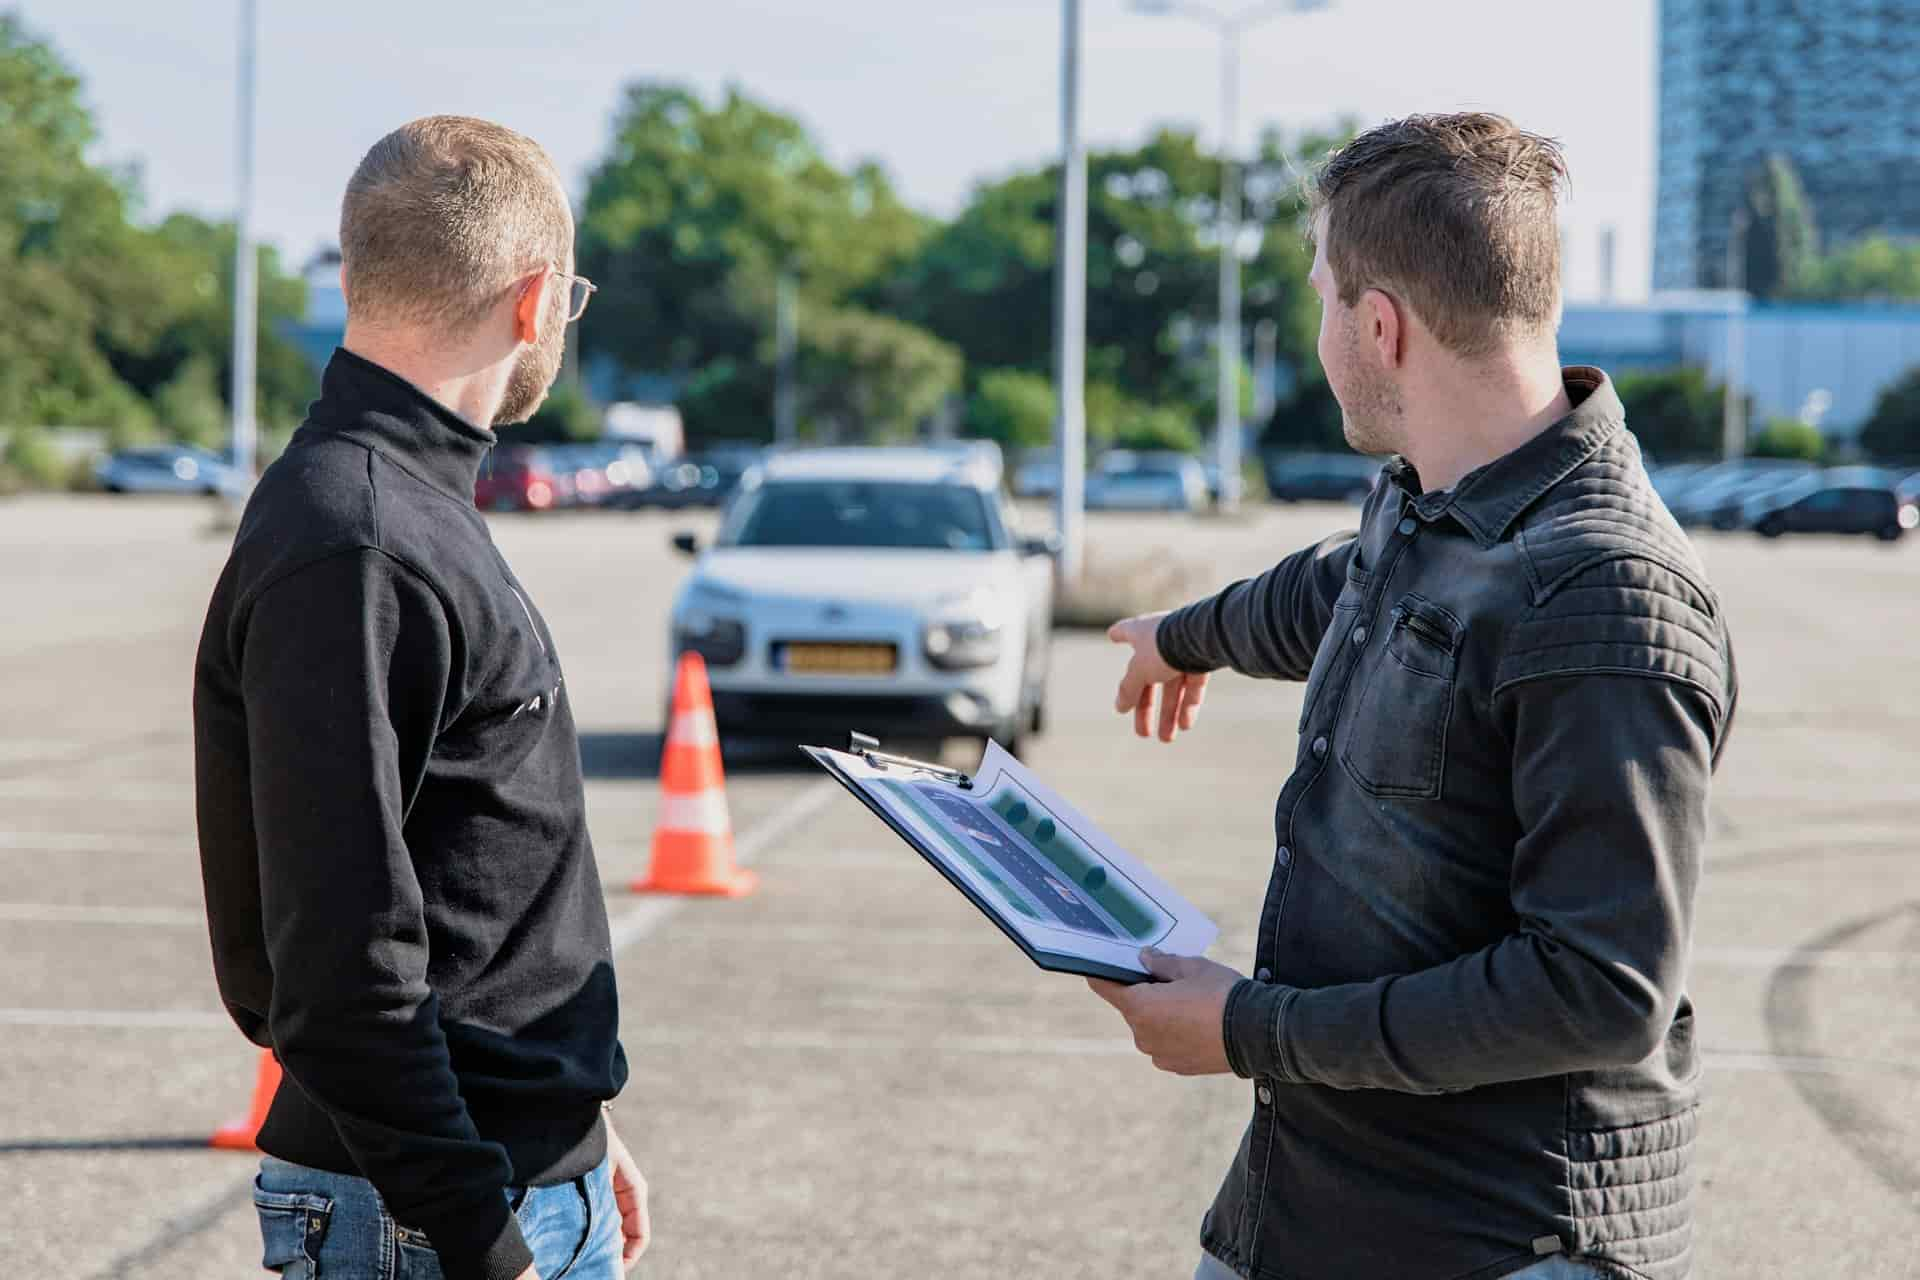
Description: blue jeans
xmin=253 ymin=1153 xmax=622 ymax=1279
xmin=1195 ymin=1251 xmax=1608 ymax=1279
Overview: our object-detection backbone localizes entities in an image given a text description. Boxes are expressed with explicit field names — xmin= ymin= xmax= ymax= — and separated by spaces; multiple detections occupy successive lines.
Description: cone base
xmin=630 ymin=868 xmax=758 ymax=898
xmin=209 ymin=1127 xmax=262 ymax=1151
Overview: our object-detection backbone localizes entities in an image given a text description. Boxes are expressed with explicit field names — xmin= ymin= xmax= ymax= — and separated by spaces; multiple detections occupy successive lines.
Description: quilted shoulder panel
xmin=1512 ymin=434 xmax=1707 ymax=605
xmin=1496 ymin=555 xmax=1727 ymax=715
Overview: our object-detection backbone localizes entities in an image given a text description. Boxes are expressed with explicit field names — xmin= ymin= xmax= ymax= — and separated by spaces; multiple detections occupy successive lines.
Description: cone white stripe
xmin=668 ymin=710 xmax=718 ymax=748
xmin=658 ymin=788 xmax=731 ymax=835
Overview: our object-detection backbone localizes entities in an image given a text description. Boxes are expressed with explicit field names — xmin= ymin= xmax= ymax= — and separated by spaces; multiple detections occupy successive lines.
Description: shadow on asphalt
xmin=0 ymin=1136 xmax=211 ymax=1153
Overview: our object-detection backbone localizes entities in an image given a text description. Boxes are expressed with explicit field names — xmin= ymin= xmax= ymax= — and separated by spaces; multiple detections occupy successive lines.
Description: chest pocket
xmin=1340 ymin=593 xmax=1460 ymax=798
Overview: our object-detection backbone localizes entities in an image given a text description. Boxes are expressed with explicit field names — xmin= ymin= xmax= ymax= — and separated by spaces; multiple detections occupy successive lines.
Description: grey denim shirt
xmin=1158 ymin=369 xmax=1736 ymax=1280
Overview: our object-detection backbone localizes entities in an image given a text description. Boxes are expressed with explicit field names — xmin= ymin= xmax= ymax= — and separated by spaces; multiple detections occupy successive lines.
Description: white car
xmin=667 ymin=448 xmax=1059 ymax=751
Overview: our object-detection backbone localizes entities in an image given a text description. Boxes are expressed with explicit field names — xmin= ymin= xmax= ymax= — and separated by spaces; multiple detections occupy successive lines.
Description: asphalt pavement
xmin=0 ymin=493 xmax=1914 ymax=1277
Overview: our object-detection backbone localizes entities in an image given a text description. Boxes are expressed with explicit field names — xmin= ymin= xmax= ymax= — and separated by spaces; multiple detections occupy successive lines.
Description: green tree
xmin=1749 ymin=417 xmax=1826 ymax=461
xmin=1857 ymin=366 xmax=1920 ymax=461
xmin=1738 ymin=154 xmax=1819 ymax=299
xmin=1614 ymin=367 xmax=1730 ymax=460
xmin=1792 ymin=235 xmax=1920 ymax=302
xmin=577 ymin=82 xmax=945 ymax=442
xmin=967 ymin=369 xmax=1056 ymax=449
xmin=871 ymin=125 xmax=1343 ymax=420
xmin=150 ymin=354 xmax=227 ymax=447
xmin=794 ymin=305 xmax=962 ymax=441
xmin=0 ymin=16 xmax=309 ymax=449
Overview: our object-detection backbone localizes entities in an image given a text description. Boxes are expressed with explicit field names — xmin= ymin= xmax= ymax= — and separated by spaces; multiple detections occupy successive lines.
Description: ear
xmin=1359 ymin=287 xmax=1405 ymax=370
xmin=513 ymin=266 xmax=556 ymax=346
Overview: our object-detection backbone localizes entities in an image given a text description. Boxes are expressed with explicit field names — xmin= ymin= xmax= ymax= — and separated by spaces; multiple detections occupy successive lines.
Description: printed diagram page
xmin=804 ymin=740 xmax=1217 ymax=980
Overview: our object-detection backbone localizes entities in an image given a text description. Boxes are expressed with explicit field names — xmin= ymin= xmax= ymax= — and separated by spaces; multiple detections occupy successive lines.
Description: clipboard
xmin=803 ymin=733 xmax=1218 ymax=984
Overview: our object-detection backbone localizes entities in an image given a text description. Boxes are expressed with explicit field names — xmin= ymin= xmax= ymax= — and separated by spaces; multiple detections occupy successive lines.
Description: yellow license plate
xmin=783 ymin=643 xmax=898 ymax=675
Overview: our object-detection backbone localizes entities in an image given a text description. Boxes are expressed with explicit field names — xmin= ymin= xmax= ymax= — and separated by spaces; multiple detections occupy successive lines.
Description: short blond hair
xmin=1310 ymin=113 xmax=1566 ymax=358
xmin=340 ymin=115 xmax=573 ymax=333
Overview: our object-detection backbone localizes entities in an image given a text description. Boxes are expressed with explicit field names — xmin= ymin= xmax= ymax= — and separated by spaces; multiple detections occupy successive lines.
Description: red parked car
xmin=474 ymin=446 xmax=563 ymax=512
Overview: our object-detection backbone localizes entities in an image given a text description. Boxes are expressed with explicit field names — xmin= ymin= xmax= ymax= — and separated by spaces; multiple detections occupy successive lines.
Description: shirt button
xmin=1256 ymin=967 xmax=1273 ymax=981
xmin=1257 ymin=1085 xmax=1274 ymax=1105
xmin=1398 ymin=517 xmax=1417 ymax=536
xmin=1276 ymin=845 xmax=1293 ymax=867
xmin=1352 ymin=625 xmax=1369 ymax=647
xmin=1311 ymin=736 xmax=1328 ymax=759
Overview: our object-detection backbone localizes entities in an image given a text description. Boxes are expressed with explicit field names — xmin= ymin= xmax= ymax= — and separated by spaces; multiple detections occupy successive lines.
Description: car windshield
xmin=720 ymin=480 xmax=1003 ymax=551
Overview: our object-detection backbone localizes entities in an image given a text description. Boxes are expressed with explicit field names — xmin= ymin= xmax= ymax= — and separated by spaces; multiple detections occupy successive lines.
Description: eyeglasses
xmin=552 ymin=268 xmax=598 ymax=323
xmin=523 ymin=265 xmax=597 ymax=324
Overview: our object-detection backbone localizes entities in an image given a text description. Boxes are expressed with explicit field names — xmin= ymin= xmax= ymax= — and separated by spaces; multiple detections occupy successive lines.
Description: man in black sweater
xmin=195 ymin=116 xmax=642 ymax=1280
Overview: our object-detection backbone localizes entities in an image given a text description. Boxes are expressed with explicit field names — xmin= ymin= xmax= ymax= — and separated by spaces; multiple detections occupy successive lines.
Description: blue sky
xmin=19 ymin=0 xmax=1656 ymax=299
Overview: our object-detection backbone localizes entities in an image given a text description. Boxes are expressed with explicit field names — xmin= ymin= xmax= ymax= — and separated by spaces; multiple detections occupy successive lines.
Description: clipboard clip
xmin=849 ymin=731 xmax=973 ymax=789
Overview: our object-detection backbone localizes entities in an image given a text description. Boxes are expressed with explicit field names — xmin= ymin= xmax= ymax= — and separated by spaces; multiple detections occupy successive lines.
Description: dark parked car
xmin=1262 ymin=451 xmax=1382 ymax=503
xmin=622 ymin=448 xmax=761 ymax=510
xmin=1746 ymin=479 xmax=1917 ymax=541
xmin=474 ymin=446 xmax=564 ymax=512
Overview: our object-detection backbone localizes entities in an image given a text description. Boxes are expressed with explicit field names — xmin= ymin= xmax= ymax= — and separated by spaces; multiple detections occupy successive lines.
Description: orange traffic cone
xmin=211 ymin=1049 xmax=281 ymax=1150
xmin=632 ymin=653 xmax=757 ymax=897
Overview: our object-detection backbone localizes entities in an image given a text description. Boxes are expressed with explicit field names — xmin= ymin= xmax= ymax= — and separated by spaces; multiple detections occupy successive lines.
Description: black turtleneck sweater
xmin=193 ymin=349 xmax=627 ymax=1280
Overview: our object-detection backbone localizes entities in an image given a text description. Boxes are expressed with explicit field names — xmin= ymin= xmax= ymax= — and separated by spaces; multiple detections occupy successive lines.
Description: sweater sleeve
xmin=238 ymin=548 xmax=533 ymax=1280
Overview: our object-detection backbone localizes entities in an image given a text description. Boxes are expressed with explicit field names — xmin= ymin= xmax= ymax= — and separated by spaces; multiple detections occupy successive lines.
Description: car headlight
xmin=924 ymin=589 xmax=1007 ymax=670
xmin=675 ymin=580 xmax=749 ymax=666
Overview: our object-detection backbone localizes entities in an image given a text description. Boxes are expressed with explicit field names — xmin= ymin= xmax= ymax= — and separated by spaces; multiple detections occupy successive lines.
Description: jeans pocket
xmin=1340 ymin=594 xmax=1460 ymax=798
xmin=252 ymin=1181 xmax=333 ymax=1278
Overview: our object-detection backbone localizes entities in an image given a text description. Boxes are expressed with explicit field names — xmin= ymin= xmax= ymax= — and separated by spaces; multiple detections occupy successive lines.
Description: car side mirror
xmin=1019 ymin=532 xmax=1065 ymax=559
xmin=671 ymin=532 xmax=700 ymax=557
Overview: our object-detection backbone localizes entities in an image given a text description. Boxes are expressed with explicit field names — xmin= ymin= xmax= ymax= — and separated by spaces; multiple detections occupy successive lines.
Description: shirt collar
xmin=301 ymin=348 xmax=498 ymax=501
xmin=1387 ymin=366 xmax=1626 ymax=548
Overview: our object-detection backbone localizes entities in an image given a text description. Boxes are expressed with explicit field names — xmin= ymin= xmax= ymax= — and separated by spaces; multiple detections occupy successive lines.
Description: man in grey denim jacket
xmin=1090 ymin=114 xmax=1736 ymax=1280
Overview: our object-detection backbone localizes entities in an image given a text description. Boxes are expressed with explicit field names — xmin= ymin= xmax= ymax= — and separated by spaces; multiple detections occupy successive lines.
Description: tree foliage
xmin=1857 ymin=366 xmax=1920 ymax=461
xmin=577 ymin=83 xmax=951 ymax=442
xmin=1791 ymin=235 xmax=1920 ymax=302
xmin=967 ymin=368 xmax=1056 ymax=449
xmin=1738 ymin=153 xmax=1819 ymax=300
xmin=1614 ymin=367 xmax=1731 ymax=461
xmin=0 ymin=15 xmax=309 ymax=449
xmin=1749 ymin=417 xmax=1826 ymax=461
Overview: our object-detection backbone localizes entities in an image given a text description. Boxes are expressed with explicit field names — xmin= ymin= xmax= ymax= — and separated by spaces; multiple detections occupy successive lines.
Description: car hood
xmin=690 ymin=548 xmax=1012 ymax=607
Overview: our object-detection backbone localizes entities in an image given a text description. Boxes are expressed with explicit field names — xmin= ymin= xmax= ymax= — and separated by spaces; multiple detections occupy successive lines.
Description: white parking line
xmin=0 ymin=830 xmax=189 ymax=855
xmin=0 ymin=1008 xmax=228 ymax=1029
xmin=0 ymin=903 xmax=204 ymax=926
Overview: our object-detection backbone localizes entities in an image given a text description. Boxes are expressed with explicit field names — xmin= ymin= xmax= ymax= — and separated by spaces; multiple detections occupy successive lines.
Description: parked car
xmin=626 ymin=447 xmax=761 ymax=510
xmin=1262 ymin=451 xmax=1381 ymax=503
xmin=1010 ymin=451 xmax=1061 ymax=500
xmin=1743 ymin=471 xmax=1917 ymax=541
xmin=1666 ymin=459 xmax=1809 ymax=527
xmin=1085 ymin=451 xmax=1208 ymax=512
xmin=473 ymin=446 xmax=563 ymax=512
xmin=94 ymin=446 xmax=248 ymax=497
xmin=666 ymin=447 xmax=1057 ymax=751
xmin=1699 ymin=463 xmax=1819 ymax=530
xmin=1648 ymin=462 xmax=1712 ymax=513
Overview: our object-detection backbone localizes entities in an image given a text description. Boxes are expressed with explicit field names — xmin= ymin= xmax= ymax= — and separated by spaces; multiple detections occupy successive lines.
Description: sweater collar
xmin=302 ymin=348 xmax=498 ymax=501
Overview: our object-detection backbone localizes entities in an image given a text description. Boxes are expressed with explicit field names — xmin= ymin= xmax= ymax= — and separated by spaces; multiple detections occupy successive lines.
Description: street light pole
xmin=1054 ymin=0 xmax=1088 ymax=586
xmin=1215 ymin=28 xmax=1242 ymax=510
xmin=1131 ymin=1 xmax=1330 ymax=514
xmin=230 ymin=0 xmax=259 ymax=486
